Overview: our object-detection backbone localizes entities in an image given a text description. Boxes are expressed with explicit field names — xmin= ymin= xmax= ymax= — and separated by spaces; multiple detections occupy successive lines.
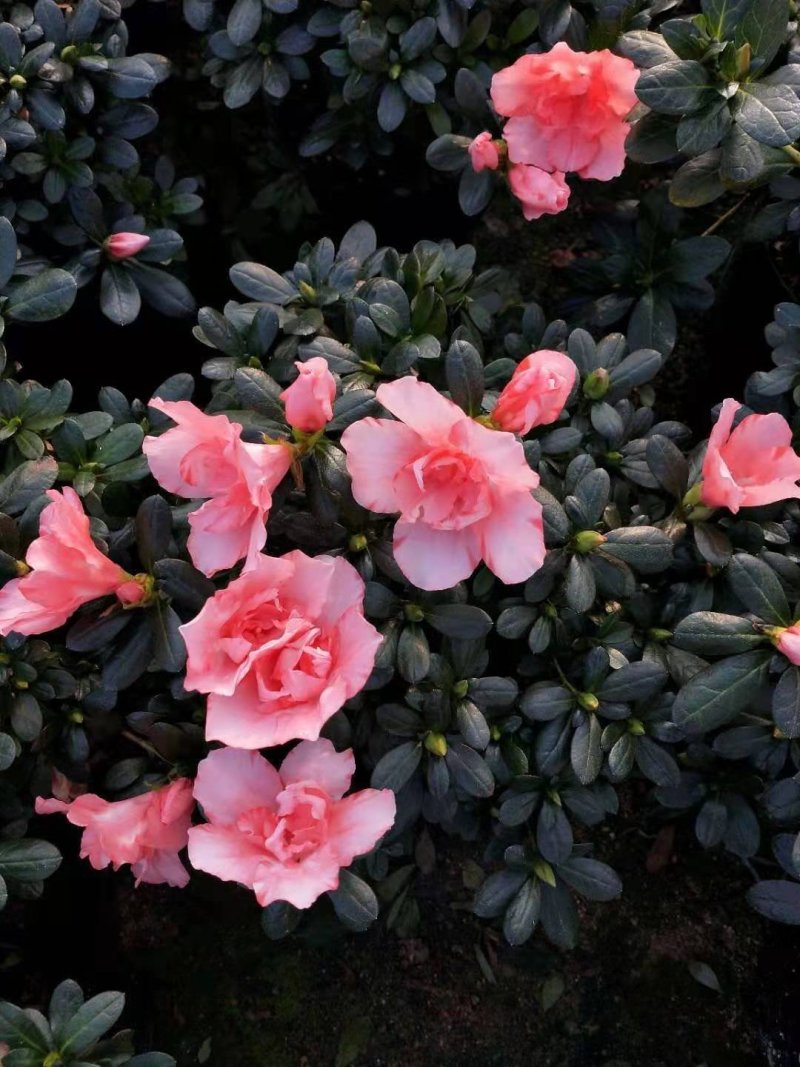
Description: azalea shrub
xmin=0 ymin=978 xmax=176 ymax=1066
xmin=0 ymin=212 xmax=797 ymax=948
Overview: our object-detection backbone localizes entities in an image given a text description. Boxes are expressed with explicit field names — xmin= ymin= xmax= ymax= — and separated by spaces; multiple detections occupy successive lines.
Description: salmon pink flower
xmin=492 ymin=42 xmax=638 ymax=181
xmin=0 ymin=487 xmax=133 ymax=637
xmin=493 ymin=350 xmax=577 ymax=434
xmin=187 ymin=742 xmax=395 ymax=909
xmin=180 ymin=551 xmax=382 ymax=749
xmin=777 ymin=623 xmax=800 ymax=665
xmin=701 ymin=399 xmax=800 ymax=514
xmin=509 ymin=165 xmax=570 ymax=221
xmin=105 ymin=232 xmax=150 ymax=260
xmin=35 ymin=779 xmax=194 ymax=887
xmin=142 ymin=398 xmax=293 ymax=576
xmin=280 ymin=357 xmax=336 ymax=433
xmin=341 ymin=377 xmax=544 ymax=590
xmin=468 ymin=132 xmax=500 ymax=172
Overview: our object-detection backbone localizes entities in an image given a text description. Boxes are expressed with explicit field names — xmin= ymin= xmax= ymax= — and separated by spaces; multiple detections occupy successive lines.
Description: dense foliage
xmin=0 ymin=0 xmax=799 ymax=1021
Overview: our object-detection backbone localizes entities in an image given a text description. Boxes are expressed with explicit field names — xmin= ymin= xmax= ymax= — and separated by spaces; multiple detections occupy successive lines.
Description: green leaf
xmin=727 ymin=553 xmax=790 ymax=623
xmin=261 ymin=900 xmax=300 ymax=940
xmin=747 ymin=880 xmax=800 ymax=924
xmin=94 ymin=423 xmax=144 ymax=467
xmin=627 ymin=288 xmax=677 ymax=356
xmin=329 ymin=869 xmax=379 ymax=932
xmin=734 ymin=84 xmax=800 ymax=149
xmin=672 ymin=611 xmax=764 ymax=654
xmin=688 ymin=960 xmax=722 ymax=992
xmin=445 ymin=338 xmax=484 ymax=415
xmin=734 ymin=0 xmax=789 ymax=68
xmin=557 ymin=857 xmax=622 ymax=901
xmin=773 ymin=667 xmax=800 ymax=738
xmin=670 ymin=150 xmax=726 ymax=207
xmin=0 ymin=1001 xmax=50 ymax=1053
xmin=473 ymin=869 xmax=527 ymax=918
xmin=100 ymin=264 xmax=141 ymax=326
xmin=0 ymin=457 xmax=58 ymax=514
xmin=445 ymin=742 xmax=495 ymax=797
xmin=5 ymin=268 xmax=77 ymax=322
xmin=0 ymin=838 xmax=61 ymax=882
xmin=601 ymin=527 xmax=673 ymax=573
xmin=636 ymin=61 xmax=716 ymax=116
xmin=371 ymin=741 xmax=421 ymax=791
xmin=503 ymin=878 xmax=541 ymax=946
xmin=570 ymin=712 xmax=602 ymax=785
xmin=625 ymin=112 xmax=679 ymax=164
xmin=49 ymin=980 xmax=84 ymax=1041
xmin=701 ymin=0 xmax=752 ymax=40
xmin=59 ymin=991 xmax=125 ymax=1056
xmin=425 ymin=603 xmax=492 ymax=639
xmin=672 ymin=650 xmax=772 ymax=734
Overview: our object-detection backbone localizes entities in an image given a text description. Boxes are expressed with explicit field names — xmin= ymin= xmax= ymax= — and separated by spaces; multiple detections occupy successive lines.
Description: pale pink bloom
xmin=187 ymin=742 xmax=395 ymax=909
xmin=105 ymin=232 xmax=150 ymax=260
xmin=492 ymin=42 xmax=638 ymax=181
xmin=493 ymin=350 xmax=576 ymax=434
xmin=701 ymin=399 xmax=800 ymax=514
xmin=280 ymin=357 xmax=336 ymax=433
xmin=142 ymin=398 xmax=293 ymax=576
xmin=0 ymin=487 xmax=131 ymax=637
xmin=778 ymin=624 xmax=800 ymax=665
xmin=508 ymin=165 xmax=570 ymax=221
xmin=35 ymin=779 xmax=194 ymax=887
xmin=468 ymin=132 xmax=500 ymax=173
xmin=341 ymin=377 xmax=544 ymax=590
xmin=180 ymin=551 xmax=382 ymax=749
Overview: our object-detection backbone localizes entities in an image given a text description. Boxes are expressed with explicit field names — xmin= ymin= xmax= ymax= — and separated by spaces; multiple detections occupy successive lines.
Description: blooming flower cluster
xmin=29 ymin=359 xmax=397 ymax=912
xmin=468 ymin=42 xmax=639 ymax=221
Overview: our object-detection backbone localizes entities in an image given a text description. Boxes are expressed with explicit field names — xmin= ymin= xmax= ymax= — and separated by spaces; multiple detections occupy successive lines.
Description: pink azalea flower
xmin=492 ymin=42 xmax=639 ymax=181
xmin=0 ymin=487 xmax=132 ymax=637
xmin=493 ymin=350 xmax=577 ymax=434
xmin=341 ymin=377 xmax=545 ymax=590
xmin=105 ymin=232 xmax=150 ymax=260
xmin=701 ymin=399 xmax=800 ymax=514
xmin=180 ymin=551 xmax=382 ymax=749
xmin=508 ymin=164 xmax=570 ymax=220
xmin=280 ymin=357 xmax=336 ymax=433
xmin=142 ymin=398 xmax=293 ymax=576
xmin=35 ymin=779 xmax=194 ymax=887
xmin=468 ymin=132 xmax=501 ymax=173
xmin=187 ymin=742 xmax=396 ymax=909
xmin=778 ymin=623 xmax=800 ymax=665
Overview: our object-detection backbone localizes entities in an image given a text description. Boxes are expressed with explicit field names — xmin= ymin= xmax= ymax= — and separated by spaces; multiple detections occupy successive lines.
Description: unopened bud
xmin=404 ymin=603 xmax=424 ymax=623
xmin=583 ymin=368 xmax=609 ymax=400
xmin=60 ymin=44 xmax=80 ymax=62
xmin=424 ymin=732 xmax=448 ymax=757
xmin=627 ymin=718 xmax=646 ymax=736
xmin=533 ymin=858 xmax=556 ymax=887
xmin=389 ymin=63 xmax=402 ymax=80
xmin=577 ymin=692 xmax=599 ymax=712
xmin=14 ymin=559 xmax=31 ymax=577
xmin=9 ymin=74 xmax=26 ymax=90
xmin=104 ymin=232 xmax=150 ymax=261
xmin=298 ymin=280 xmax=317 ymax=302
xmin=453 ymin=679 xmax=469 ymax=699
xmin=349 ymin=533 xmax=368 ymax=552
xmin=648 ymin=627 xmax=672 ymax=642
xmin=574 ymin=529 xmax=605 ymax=554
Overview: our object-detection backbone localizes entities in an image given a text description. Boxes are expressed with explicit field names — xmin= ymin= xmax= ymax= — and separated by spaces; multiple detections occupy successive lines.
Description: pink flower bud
xmin=280 ymin=357 xmax=337 ymax=433
xmin=468 ymin=132 xmax=501 ymax=173
xmin=778 ymin=624 xmax=800 ymax=665
xmin=493 ymin=350 xmax=577 ymax=435
xmin=508 ymin=164 xmax=570 ymax=221
xmin=105 ymin=232 xmax=150 ymax=260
